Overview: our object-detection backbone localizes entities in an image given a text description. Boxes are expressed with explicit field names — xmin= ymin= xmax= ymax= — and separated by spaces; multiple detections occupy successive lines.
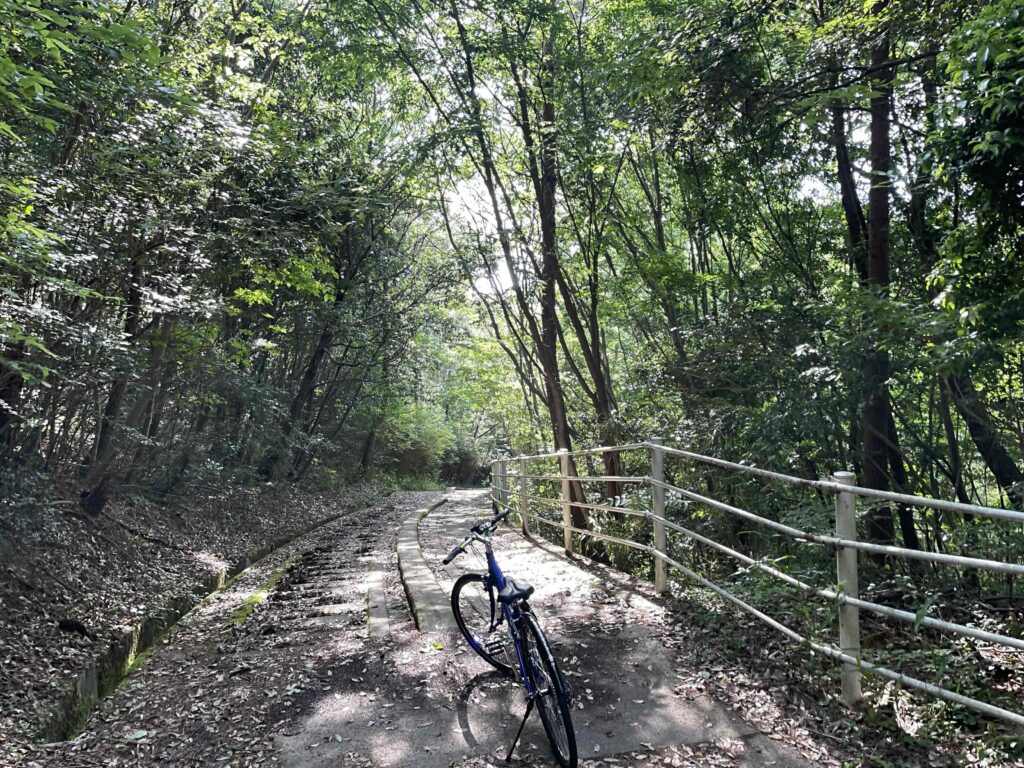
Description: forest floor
xmin=0 ymin=481 xmax=384 ymax=765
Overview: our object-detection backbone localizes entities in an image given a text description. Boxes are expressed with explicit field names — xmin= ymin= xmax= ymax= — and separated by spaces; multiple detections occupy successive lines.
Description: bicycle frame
xmin=480 ymin=539 xmax=537 ymax=698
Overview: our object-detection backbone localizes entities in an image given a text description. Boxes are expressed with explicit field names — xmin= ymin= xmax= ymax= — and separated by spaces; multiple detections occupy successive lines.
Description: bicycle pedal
xmin=485 ymin=639 xmax=507 ymax=655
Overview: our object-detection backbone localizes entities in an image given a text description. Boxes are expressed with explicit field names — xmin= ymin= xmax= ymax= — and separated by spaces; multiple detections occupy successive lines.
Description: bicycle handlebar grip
xmin=442 ymin=546 xmax=462 ymax=565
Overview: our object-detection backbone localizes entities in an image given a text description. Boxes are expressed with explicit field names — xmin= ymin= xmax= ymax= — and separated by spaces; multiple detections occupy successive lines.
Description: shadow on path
xmin=277 ymin=490 xmax=817 ymax=767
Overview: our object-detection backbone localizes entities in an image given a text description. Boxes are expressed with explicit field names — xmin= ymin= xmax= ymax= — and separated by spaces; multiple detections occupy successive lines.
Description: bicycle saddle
xmin=497 ymin=578 xmax=535 ymax=603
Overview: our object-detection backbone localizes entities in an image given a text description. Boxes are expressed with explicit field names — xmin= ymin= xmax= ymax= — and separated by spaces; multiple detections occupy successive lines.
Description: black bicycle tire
xmin=451 ymin=573 xmax=514 ymax=675
xmin=520 ymin=611 xmax=578 ymax=768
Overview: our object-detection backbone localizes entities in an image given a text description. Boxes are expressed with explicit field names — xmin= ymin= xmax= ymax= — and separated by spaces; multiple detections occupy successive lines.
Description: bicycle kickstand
xmin=505 ymin=697 xmax=535 ymax=762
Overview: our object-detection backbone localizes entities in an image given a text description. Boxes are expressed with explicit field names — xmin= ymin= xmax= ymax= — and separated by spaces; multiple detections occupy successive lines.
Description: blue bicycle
xmin=443 ymin=507 xmax=578 ymax=768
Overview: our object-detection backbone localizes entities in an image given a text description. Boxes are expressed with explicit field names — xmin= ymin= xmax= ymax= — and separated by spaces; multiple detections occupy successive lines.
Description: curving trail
xmin=25 ymin=490 xmax=830 ymax=768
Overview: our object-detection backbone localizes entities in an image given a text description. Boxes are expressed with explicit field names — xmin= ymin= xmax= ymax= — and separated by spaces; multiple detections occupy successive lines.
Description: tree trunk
xmin=80 ymin=315 xmax=177 ymax=515
xmin=262 ymin=208 xmax=359 ymax=478
xmin=939 ymin=380 xmax=980 ymax=588
xmin=861 ymin=9 xmax=898 ymax=544
xmin=0 ymin=347 xmax=26 ymax=451
xmin=0 ymin=272 xmax=34 ymax=452
xmin=536 ymin=32 xmax=585 ymax=526
xmin=289 ymin=328 xmax=333 ymax=434
xmin=360 ymin=428 xmax=377 ymax=478
xmin=946 ymin=373 xmax=1024 ymax=509
xmin=94 ymin=256 xmax=145 ymax=463
xmin=832 ymin=109 xmax=868 ymax=281
xmin=884 ymin=403 xmax=921 ymax=549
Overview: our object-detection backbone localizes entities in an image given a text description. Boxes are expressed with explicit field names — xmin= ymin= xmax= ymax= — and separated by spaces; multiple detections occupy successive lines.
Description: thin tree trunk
xmin=80 ymin=315 xmax=177 ymax=515
xmin=884 ymin=403 xmax=922 ymax=549
xmin=830 ymin=72 xmax=869 ymax=282
xmin=939 ymin=383 xmax=971 ymax=505
xmin=94 ymin=255 xmax=145 ymax=462
xmin=939 ymin=381 xmax=980 ymax=588
xmin=536 ymin=32 xmax=585 ymax=525
xmin=946 ymin=374 xmax=1024 ymax=509
xmin=862 ymin=8 xmax=898 ymax=545
xmin=0 ymin=271 xmax=34 ymax=452
xmin=0 ymin=348 xmax=26 ymax=451
xmin=359 ymin=414 xmax=384 ymax=479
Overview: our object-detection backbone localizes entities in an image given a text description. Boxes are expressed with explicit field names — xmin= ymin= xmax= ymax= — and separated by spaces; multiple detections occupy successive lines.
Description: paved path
xmin=27 ymin=489 xmax=829 ymax=768
xmin=277 ymin=489 xmax=817 ymax=767
xmin=410 ymin=490 xmax=814 ymax=767
xmin=396 ymin=497 xmax=456 ymax=631
xmin=29 ymin=491 xmax=438 ymax=768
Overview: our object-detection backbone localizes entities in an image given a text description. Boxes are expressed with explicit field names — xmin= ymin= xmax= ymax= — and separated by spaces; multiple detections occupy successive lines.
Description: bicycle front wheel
xmin=451 ymin=573 xmax=514 ymax=675
xmin=520 ymin=611 xmax=577 ymax=768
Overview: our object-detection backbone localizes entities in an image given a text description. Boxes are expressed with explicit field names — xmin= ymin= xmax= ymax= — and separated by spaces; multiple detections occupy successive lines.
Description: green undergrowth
xmin=126 ymin=641 xmax=160 ymax=677
xmin=377 ymin=472 xmax=446 ymax=492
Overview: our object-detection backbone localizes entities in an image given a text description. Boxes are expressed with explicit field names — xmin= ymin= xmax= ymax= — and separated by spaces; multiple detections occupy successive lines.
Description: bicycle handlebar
xmin=473 ymin=506 xmax=512 ymax=533
xmin=441 ymin=507 xmax=512 ymax=565
xmin=441 ymin=546 xmax=462 ymax=565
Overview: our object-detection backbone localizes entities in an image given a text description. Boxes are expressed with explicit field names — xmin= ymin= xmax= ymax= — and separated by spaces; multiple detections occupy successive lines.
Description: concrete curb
xmin=396 ymin=496 xmax=457 ymax=632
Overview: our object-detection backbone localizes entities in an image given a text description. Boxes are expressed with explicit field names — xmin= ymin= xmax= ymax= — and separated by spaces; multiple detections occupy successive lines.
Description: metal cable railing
xmin=649 ymin=476 xmax=1024 ymax=576
xmin=516 ymin=474 xmax=648 ymax=483
xmin=488 ymin=439 xmax=1024 ymax=728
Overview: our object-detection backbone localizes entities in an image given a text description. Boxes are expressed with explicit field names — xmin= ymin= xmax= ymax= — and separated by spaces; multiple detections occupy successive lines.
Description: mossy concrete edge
xmin=41 ymin=501 xmax=371 ymax=742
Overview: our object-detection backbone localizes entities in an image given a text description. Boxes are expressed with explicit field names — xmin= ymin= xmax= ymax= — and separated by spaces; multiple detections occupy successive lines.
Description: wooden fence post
xmin=650 ymin=437 xmax=667 ymax=594
xmin=559 ymin=449 xmax=572 ymax=554
xmin=834 ymin=470 xmax=863 ymax=706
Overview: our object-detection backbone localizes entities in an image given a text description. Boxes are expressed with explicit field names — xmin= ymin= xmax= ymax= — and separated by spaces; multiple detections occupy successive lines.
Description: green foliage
xmin=0 ymin=0 xmax=459 ymax=499
xmin=375 ymin=472 xmax=446 ymax=492
xmin=938 ymin=0 xmax=1024 ymax=222
xmin=929 ymin=0 xmax=1024 ymax=340
xmin=381 ymin=401 xmax=455 ymax=477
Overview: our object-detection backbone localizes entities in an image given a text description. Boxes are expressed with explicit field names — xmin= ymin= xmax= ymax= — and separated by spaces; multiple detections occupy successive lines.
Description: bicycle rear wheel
xmin=520 ymin=611 xmax=577 ymax=768
xmin=451 ymin=573 xmax=514 ymax=675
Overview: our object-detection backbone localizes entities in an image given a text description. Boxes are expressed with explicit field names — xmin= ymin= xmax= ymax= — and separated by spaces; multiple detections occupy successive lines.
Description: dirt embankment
xmin=0 ymin=482 xmax=384 ymax=764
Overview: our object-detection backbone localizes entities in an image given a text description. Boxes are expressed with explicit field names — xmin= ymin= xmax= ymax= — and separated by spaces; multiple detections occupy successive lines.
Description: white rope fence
xmin=488 ymin=439 xmax=1024 ymax=727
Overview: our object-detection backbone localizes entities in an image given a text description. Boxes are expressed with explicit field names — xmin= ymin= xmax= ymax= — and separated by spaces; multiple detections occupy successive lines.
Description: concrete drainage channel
xmin=43 ymin=505 xmax=367 ymax=742
xmin=396 ymin=496 xmax=456 ymax=632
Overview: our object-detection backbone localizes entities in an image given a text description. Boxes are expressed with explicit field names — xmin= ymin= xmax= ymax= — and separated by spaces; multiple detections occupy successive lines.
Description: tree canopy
xmin=3 ymin=0 xmax=1022 ymax=516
